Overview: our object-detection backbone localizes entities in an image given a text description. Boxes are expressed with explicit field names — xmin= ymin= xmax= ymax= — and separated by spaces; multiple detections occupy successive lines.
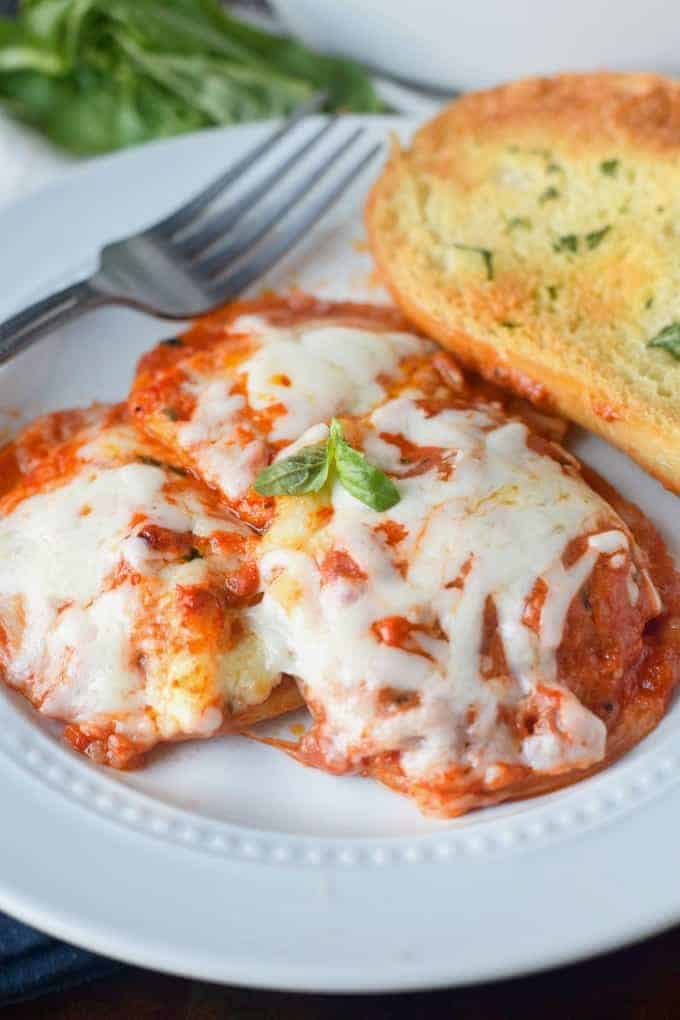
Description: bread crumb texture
xmin=366 ymin=72 xmax=680 ymax=491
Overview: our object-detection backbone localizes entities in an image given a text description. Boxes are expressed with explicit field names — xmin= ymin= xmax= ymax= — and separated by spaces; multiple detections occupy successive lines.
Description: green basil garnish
xmin=253 ymin=440 xmax=331 ymax=496
xmin=330 ymin=420 xmax=400 ymax=512
xmin=648 ymin=322 xmax=680 ymax=361
xmin=254 ymin=419 xmax=400 ymax=512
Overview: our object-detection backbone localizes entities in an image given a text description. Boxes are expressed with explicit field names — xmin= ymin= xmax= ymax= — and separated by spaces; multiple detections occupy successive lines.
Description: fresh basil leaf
xmin=254 ymin=441 xmax=331 ymax=496
xmin=0 ymin=0 xmax=383 ymax=155
xmin=0 ymin=19 xmax=65 ymax=73
xmin=648 ymin=322 xmax=680 ymax=361
xmin=330 ymin=419 xmax=400 ymax=512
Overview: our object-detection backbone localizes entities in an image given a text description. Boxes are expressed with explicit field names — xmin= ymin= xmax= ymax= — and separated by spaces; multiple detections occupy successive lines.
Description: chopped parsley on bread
xmin=366 ymin=72 xmax=680 ymax=492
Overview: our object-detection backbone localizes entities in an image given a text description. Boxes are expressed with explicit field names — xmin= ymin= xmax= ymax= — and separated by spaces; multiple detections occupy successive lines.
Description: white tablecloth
xmin=0 ymin=109 xmax=78 ymax=208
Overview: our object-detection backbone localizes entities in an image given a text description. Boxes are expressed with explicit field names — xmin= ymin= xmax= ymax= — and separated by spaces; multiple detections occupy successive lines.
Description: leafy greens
xmin=0 ymin=0 xmax=383 ymax=154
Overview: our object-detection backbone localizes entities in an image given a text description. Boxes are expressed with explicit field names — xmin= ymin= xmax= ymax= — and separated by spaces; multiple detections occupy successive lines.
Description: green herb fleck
xmin=500 ymin=321 xmax=518 ymax=329
xmin=600 ymin=159 xmax=620 ymax=176
xmin=254 ymin=419 xmax=400 ymax=511
xmin=648 ymin=322 xmax=680 ymax=361
xmin=138 ymin=453 xmax=186 ymax=476
xmin=645 ymin=296 xmax=654 ymax=310
xmin=585 ymin=225 xmax=611 ymax=249
xmin=553 ymin=234 xmax=579 ymax=254
xmin=161 ymin=337 xmax=184 ymax=347
xmin=546 ymin=162 xmax=562 ymax=174
xmin=547 ymin=285 xmax=559 ymax=301
xmin=162 ymin=407 xmax=179 ymax=421
xmin=453 ymin=243 xmax=494 ymax=280
xmin=507 ymin=217 xmax=532 ymax=231
xmin=539 ymin=186 xmax=560 ymax=204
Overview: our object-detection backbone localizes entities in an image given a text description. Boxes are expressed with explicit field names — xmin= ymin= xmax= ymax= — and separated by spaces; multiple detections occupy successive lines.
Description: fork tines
xmin=0 ymin=94 xmax=384 ymax=367
xmin=150 ymin=95 xmax=382 ymax=301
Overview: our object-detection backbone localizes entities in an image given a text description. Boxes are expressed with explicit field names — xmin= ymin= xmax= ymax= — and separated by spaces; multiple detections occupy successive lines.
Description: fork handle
xmin=0 ymin=279 xmax=101 ymax=366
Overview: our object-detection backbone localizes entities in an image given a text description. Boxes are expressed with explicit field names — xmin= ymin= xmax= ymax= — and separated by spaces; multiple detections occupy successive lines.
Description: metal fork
xmin=0 ymin=94 xmax=381 ymax=366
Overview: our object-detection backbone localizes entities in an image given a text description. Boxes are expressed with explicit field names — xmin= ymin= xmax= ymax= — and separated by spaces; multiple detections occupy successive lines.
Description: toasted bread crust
xmin=366 ymin=72 xmax=680 ymax=493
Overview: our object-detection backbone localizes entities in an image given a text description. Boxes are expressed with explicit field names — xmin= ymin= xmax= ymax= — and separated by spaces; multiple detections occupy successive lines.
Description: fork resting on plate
xmin=0 ymin=93 xmax=381 ymax=366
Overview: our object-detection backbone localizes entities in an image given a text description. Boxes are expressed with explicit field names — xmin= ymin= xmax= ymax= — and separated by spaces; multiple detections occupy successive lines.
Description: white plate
xmin=1 ymin=116 xmax=679 ymax=993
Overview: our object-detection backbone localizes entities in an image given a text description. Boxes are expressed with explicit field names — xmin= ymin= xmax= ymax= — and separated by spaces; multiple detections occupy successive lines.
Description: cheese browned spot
xmin=0 ymin=418 xmax=292 ymax=768
xmin=250 ymin=393 xmax=666 ymax=815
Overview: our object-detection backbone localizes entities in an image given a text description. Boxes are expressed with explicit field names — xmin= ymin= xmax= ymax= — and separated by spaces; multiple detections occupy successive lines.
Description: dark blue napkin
xmin=0 ymin=912 xmax=121 ymax=1007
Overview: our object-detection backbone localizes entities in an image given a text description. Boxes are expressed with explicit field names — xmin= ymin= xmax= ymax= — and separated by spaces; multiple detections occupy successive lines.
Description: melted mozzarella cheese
xmin=177 ymin=316 xmax=431 ymax=498
xmin=251 ymin=398 xmax=653 ymax=782
xmin=0 ymin=462 xmax=173 ymax=686
xmin=179 ymin=383 xmax=267 ymax=500
xmin=0 ymin=430 xmax=267 ymax=753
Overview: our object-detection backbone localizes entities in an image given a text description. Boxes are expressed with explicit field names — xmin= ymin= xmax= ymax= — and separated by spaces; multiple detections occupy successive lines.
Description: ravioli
xmin=0 ymin=410 xmax=299 ymax=767
xmin=129 ymin=296 xmax=435 ymax=527
xmin=249 ymin=375 xmax=678 ymax=816
xmin=2 ymin=296 xmax=678 ymax=816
